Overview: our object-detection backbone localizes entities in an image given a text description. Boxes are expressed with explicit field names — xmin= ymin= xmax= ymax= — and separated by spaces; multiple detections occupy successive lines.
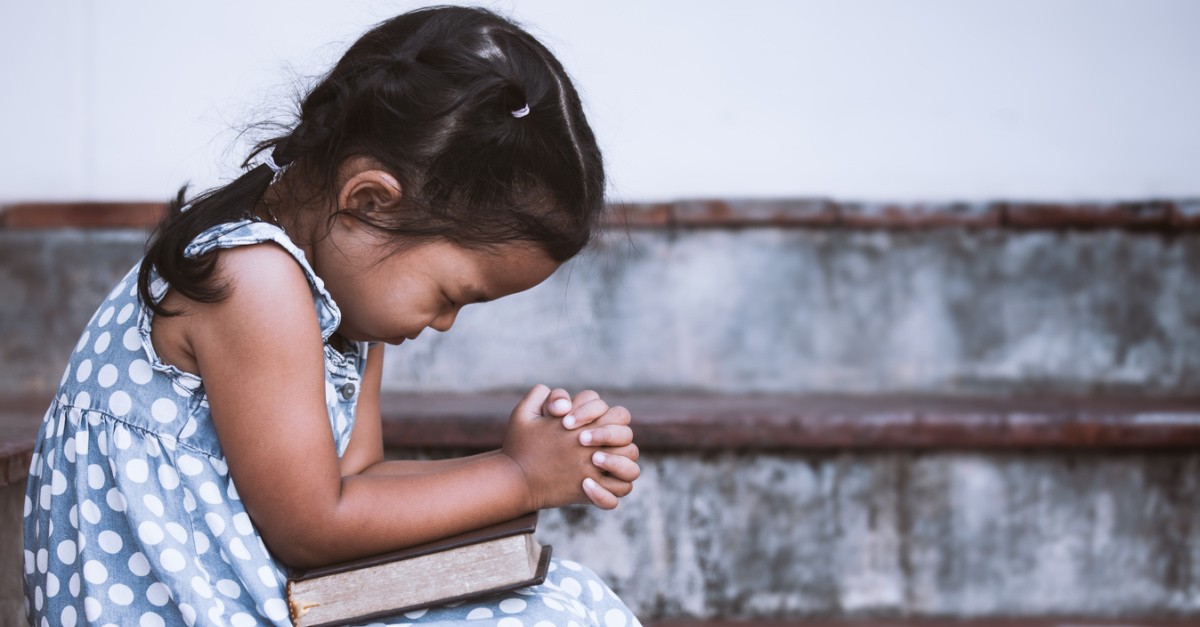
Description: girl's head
xmin=139 ymin=5 xmax=604 ymax=321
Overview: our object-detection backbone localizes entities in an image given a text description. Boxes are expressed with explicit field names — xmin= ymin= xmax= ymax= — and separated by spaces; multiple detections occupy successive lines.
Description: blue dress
xmin=23 ymin=219 xmax=642 ymax=627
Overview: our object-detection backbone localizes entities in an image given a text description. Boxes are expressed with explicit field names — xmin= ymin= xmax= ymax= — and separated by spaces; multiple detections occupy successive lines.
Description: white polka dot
xmin=559 ymin=575 xmax=583 ymax=598
xmin=68 ymin=505 xmax=79 ymax=529
xmin=230 ymin=613 xmax=256 ymax=627
xmin=148 ymin=466 xmax=176 ymax=492
xmin=603 ymin=609 xmax=628 ymax=627
xmin=199 ymin=482 xmax=222 ymax=505
xmin=23 ymin=495 xmax=32 ymax=518
xmin=51 ymin=470 xmax=67 ymax=495
xmin=125 ymin=458 xmax=149 ymax=483
xmin=182 ymin=488 xmax=196 ymax=512
xmin=264 ymin=598 xmax=288 ymax=621
xmin=533 ymin=622 xmax=556 ymax=627
xmin=112 ymin=426 xmax=131 ymax=451
xmin=69 ymin=573 xmax=80 ymax=596
xmin=108 ymin=391 xmax=131 ymax=416
xmin=146 ymin=582 xmax=170 ymax=606
xmin=177 ymin=455 xmax=203 ymax=476
xmin=191 ymin=577 xmax=212 ymax=598
xmin=145 ymin=437 xmax=161 ymax=457
xmin=180 ymin=417 xmax=198 ymax=438
xmin=499 ymin=598 xmax=527 ymax=613
xmin=84 ymin=596 xmax=102 ymax=621
xmin=466 ymin=608 xmax=493 ymax=619
xmin=108 ymin=583 xmax=133 ymax=605
xmin=208 ymin=607 xmax=224 ymax=625
xmin=140 ymin=612 xmax=165 ymax=627
xmin=83 ymin=560 xmax=108 ymax=584
xmin=229 ymin=537 xmax=252 ymax=560
xmin=138 ymin=521 xmax=164 ymax=545
xmin=159 ymin=548 xmax=186 ymax=572
xmin=93 ymin=332 xmax=111 ymax=354
xmin=97 ymin=431 xmax=108 ymax=455
xmin=23 ymin=550 xmax=33 ymax=574
xmin=209 ymin=456 xmax=228 ymax=476
xmin=127 ymin=359 xmax=153 ymax=385
xmin=117 ymin=303 xmax=135 ymax=324
xmin=72 ymin=389 xmax=90 ymax=410
xmin=194 ymin=531 xmax=211 ymax=554
xmin=143 ymin=494 xmax=164 ymax=517
xmin=61 ymin=605 xmax=77 ymax=627
xmin=216 ymin=579 xmax=242 ymax=599
xmin=46 ymin=573 xmax=60 ymax=597
xmin=75 ymin=430 xmax=89 ymax=456
xmin=202 ymin=514 xmax=226 ymax=537
xmin=542 ymin=596 xmax=564 ymax=611
xmin=39 ymin=485 xmax=51 ymax=510
xmin=226 ymin=481 xmax=240 ymax=501
xmin=97 ymin=364 xmax=118 ymax=388
xmin=496 ymin=618 xmax=523 ymax=627
xmin=98 ymin=531 xmax=123 ymax=554
xmin=80 ymin=499 xmax=102 ymax=524
xmin=128 ymin=552 xmax=150 ymax=577
xmin=56 ymin=540 xmax=77 ymax=565
xmin=165 ymin=522 xmax=188 ymax=543
xmin=34 ymin=586 xmax=43 ymax=611
xmin=105 ymin=488 xmax=126 ymax=512
xmin=75 ymin=360 xmax=93 ymax=383
xmin=231 ymin=513 xmax=253 ymax=535
xmin=179 ymin=603 xmax=197 ymax=627
xmin=98 ymin=306 xmax=116 ymax=327
xmin=147 ymin=398 xmax=177 ymax=423
xmin=123 ymin=326 xmax=141 ymax=351
xmin=256 ymin=565 xmax=276 ymax=587
xmin=562 ymin=559 xmax=583 ymax=571
xmin=76 ymin=330 xmax=91 ymax=353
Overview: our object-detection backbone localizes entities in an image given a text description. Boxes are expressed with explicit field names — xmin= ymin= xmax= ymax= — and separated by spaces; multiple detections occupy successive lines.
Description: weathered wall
xmin=389 ymin=448 xmax=1200 ymax=620
xmin=6 ymin=228 xmax=1197 ymax=398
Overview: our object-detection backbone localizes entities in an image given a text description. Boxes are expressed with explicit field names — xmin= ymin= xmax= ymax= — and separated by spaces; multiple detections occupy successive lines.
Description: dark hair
xmin=138 ymin=5 xmax=605 ymax=316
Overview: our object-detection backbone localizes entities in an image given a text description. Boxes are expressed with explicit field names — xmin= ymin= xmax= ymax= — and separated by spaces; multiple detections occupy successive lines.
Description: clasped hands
xmin=502 ymin=385 xmax=640 ymax=511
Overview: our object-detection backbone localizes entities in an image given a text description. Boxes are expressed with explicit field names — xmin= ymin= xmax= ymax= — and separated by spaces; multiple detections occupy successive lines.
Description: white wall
xmin=2 ymin=0 xmax=1197 ymax=204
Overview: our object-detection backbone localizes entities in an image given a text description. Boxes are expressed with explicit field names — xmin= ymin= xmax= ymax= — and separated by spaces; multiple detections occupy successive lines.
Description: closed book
xmin=286 ymin=512 xmax=550 ymax=627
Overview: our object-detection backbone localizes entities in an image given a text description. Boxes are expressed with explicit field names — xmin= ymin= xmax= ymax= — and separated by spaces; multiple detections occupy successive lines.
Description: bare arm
xmin=187 ymin=245 xmax=534 ymax=568
xmin=338 ymin=343 xmax=500 ymax=477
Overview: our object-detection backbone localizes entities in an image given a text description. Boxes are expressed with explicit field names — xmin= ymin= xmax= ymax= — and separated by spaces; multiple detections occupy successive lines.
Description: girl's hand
xmin=503 ymin=385 xmax=637 ymax=511
xmin=541 ymin=388 xmax=640 ymax=509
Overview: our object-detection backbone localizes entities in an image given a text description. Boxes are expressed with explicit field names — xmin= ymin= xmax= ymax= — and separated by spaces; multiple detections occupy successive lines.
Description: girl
xmin=23 ymin=6 xmax=643 ymax=627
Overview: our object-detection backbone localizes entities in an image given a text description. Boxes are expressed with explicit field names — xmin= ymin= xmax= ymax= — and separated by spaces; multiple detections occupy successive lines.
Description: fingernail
xmin=583 ymin=477 xmax=598 ymax=491
xmin=552 ymin=399 xmax=572 ymax=414
xmin=593 ymin=452 xmax=607 ymax=465
xmin=580 ymin=430 xmax=592 ymax=444
xmin=563 ymin=414 xmax=576 ymax=428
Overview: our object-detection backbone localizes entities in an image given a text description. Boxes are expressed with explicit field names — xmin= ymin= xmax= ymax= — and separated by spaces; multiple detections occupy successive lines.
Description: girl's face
xmin=313 ymin=226 xmax=561 ymax=345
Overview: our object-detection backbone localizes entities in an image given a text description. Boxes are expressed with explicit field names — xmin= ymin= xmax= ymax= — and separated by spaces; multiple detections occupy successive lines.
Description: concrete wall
xmin=6 ymin=228 xmax=1197 ymax=399
xmin=2 ymin=0 xmax=1199 ymax=203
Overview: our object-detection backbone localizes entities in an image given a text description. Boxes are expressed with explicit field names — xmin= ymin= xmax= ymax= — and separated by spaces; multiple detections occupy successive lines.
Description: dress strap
xmin=174 ymin=219 xmax=343 ymax=341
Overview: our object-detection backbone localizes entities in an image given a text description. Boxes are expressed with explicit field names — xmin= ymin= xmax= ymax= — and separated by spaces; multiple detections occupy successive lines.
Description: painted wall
xmin=2 ymin=0 xmax=1198 ymax=204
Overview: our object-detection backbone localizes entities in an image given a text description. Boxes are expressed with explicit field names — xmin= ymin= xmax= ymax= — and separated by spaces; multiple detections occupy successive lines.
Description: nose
xmin=429 ymin=308 xmax=459 ymax=333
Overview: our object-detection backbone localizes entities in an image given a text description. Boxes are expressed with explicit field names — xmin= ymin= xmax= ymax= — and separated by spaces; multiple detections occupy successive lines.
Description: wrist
xmin=497 ymin=451 xmax=537 ymax=512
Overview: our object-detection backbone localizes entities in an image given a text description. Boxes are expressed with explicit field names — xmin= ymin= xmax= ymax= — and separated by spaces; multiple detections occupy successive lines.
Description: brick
xmin=0 ymin=202 xmax=165 ymax=230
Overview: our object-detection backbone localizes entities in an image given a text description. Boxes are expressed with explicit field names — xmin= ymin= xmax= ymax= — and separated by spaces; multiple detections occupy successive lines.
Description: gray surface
xmin=4 ymin=228 xmax=1198 ymax=398
xmin=4 ymin=226 xmax=1200 ymax=621
xmin=526 ymin=450 xmax=1200 ymax=620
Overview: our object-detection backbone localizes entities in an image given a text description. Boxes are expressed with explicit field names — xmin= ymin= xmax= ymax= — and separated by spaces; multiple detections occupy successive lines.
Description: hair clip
xmin=511 ymin=103 xmax=530 ymax=118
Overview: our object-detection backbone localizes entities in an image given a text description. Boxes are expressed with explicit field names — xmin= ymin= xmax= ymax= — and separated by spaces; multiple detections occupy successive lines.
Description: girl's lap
xmin=356 ymin=558 xmax=640 ymax=627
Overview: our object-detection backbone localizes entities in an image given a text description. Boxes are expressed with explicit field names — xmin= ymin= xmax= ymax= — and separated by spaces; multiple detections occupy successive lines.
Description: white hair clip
xmin=511 ymin=103 xmax=531 ymax=118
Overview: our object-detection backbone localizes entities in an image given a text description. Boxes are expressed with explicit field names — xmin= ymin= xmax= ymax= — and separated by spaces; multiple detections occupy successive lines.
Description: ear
xmin=335 ymin=157 xmax=402 ymax=222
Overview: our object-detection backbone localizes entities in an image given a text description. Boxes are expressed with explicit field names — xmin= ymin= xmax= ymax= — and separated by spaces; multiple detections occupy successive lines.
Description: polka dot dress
xmin=24 ymin=219 xmax=643 ymax=627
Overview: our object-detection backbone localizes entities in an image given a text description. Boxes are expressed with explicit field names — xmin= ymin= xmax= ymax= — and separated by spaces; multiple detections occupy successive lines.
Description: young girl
xmin=23 ymin=6 xmax=643 ymax=626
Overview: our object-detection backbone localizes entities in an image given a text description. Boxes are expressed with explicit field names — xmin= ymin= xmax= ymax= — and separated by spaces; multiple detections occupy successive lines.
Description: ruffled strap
xmin=172 ymin=219 xmax=343 ymax=341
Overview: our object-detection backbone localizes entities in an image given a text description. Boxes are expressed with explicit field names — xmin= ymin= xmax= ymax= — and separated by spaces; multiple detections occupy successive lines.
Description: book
xmin=286 ymin=512 xmax=550 ymax=627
